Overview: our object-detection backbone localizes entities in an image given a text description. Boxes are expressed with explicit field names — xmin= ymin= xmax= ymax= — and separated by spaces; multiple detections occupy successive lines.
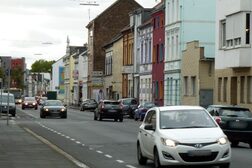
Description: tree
xmin=31 ymin=59 xmax=55 ymax=73
xmin=10 ymin=67 xmax=24 ymax=89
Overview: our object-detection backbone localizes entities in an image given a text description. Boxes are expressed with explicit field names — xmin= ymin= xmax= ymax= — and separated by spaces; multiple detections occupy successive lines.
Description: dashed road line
xmin=96 ymin=150 xmax=103 ymax=154
xmin=126 ymin=165 xmax=137 ymax=168
xmin=116 ymin=160 xmax=124 ymax=163
xmin=105 ymin=154 xmax=112 ymax=158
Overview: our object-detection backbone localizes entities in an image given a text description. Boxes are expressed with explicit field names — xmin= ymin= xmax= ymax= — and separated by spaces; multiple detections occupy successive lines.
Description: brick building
xmin=86 ymin=0 xmax=142 ymax=99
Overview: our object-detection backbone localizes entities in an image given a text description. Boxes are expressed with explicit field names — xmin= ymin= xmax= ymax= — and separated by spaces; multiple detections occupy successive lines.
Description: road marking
xmin=96 ymin=150 xmax=103 ymax=154
xmin=116 ymin=160 xmax=124 ymax=163
xmin=126 ymin=165 xmax=137 ymax=168
xmin=82 ymin=144 xmax=85 ymax=146
xmin=71 ymin=138 xmax=75 ymax=141
xmin=66 ymin=136 xmax=70 ymax=139
xmin=105 ymin=154 xmax=112 ymax=158
xmin=23 ymin=127 xmax=90 ymax=168
xmin=89 ymin=148 xmax=93 ymax=150
xmin=76 ymin=141 xmax=81 ymax=144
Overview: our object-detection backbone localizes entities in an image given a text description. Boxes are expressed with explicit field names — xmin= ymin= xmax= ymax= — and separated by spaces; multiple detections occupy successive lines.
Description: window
xmin=153 ymin=45 xmax=156 ymax=63
xmin=149 ymin=40 xmax=152 ymax=63
xmin=191 ymin=76 xmax=196 ymax=96
xmin=156 ymin=44 xmax=159 ymax=63
xmin=184 ymin=76 xmax=188 ymax=96
xmin=159 ymin=43 xmax=164 ymax=62
xmin=105 ymin=52 xmax=112 ymax=76
xmin=240 ymin=76 xmax=245 ymax=103
xmin=227 ymin=39 xmax=233 ymax=47
xmin=220 ymin=20 xmax=226 ymax=47
xmin=234 ymin=38 xmax=241 ymax=46
xmin=155 ymin=81 xmax=159 ymax=99
xmin=218 ymin=78 xmax=222 ymax=101
xmin=159 ymin=81 xmax=163 ymax=99
xmin=141 ymin=42 xmax=143 ymax=64
xmin=246 ymin=13 xmax=250 ymax=44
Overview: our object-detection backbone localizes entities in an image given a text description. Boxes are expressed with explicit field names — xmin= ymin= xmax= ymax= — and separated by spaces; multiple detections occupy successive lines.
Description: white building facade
xmin=215 ymin=0 xmax=252 ymax=110
xmin=51 ymin=58 xmax=65 ymax=101
xmin=138 ymin=20 xmax=153 ymax=104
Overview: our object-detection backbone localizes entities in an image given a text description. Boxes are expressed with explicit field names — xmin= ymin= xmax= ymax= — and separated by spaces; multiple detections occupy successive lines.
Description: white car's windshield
xmin=160 ymin=109 xmax=217 ymax=129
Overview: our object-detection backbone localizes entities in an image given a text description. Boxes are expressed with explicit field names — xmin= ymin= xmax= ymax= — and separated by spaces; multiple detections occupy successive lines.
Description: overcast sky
xmin=0 ymin=0 xmax=160 ymax=69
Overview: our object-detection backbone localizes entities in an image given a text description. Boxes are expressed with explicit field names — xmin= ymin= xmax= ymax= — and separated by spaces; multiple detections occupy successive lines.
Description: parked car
xmin=137 ymin=106 xmax=231 ymax=168
xmin=22 ymin=97 xmax=38 ymax=110
xmin=40 ymin=100 xmax=67 ymax=118
xmin=38 ymin=96 xmax=48 ymax=105
xmin=118 ymin=98 xmax=138 ymax=118
xmin=0 ymin=93 xmax=16 ymax=117
xmin=80 ymin=99 xmax=98 ymax=111
xmin=206 ymin=105 xmax=252 ymax=148
xmin=94 ymin=100 xmax=123 ymax=122
xmin=134 ymin=102 xmax=157 ymax=121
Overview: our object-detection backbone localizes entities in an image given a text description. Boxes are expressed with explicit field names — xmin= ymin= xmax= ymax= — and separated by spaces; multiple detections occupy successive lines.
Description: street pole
xmin=0 ymin=78 xmax=2 ymax=118
xmin=7 ymin=68 xmax=10 ymax=126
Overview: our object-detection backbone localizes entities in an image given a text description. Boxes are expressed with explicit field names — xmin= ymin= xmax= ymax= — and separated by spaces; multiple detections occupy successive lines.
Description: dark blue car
xmin=134 ymin=102 xmax=157 ymax=121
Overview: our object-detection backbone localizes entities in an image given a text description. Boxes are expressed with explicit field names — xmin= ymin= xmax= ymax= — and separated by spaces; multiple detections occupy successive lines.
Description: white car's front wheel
xmin=137 ymin=142 xmax=147 ymax=165
xmin=154 ymin=148 xmax=162 ymax=168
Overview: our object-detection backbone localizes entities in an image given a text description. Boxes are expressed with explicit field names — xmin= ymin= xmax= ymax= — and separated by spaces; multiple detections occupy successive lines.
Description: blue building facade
xmin=164 ymin=0 xmax=216 ymax=105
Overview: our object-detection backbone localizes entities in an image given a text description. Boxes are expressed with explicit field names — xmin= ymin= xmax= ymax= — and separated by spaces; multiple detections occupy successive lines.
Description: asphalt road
xmin=15 ymin=105 xmax=252 ymax=168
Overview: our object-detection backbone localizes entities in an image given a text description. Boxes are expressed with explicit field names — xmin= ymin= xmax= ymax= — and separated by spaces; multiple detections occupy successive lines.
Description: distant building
xmin=181 ymin=41 xmax=214 ymax=108
xmin=103 ymin=33 xmax=123 ymax=100
xmin=11 ymin=57 xmax=26 ymax=89
xmin=0 ymin=56 xmax=11 ymax=89
xmin=86 ymin=0 xmax=142 ymax=99
xmin=52 ymin=57 xmax=65 ymax=101
xmin=215 ymin=0 xmax=252 ymax=110
xmin=152 ymin=1 xmax=165 ymax=106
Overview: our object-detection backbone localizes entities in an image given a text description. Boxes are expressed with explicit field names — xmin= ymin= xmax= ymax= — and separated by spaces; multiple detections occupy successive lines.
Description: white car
xmin=137 ymin=106 xmax=231 ymax=168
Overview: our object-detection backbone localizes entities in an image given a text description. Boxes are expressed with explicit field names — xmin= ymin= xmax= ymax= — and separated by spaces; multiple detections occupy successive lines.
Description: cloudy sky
xmin=0 ymin=0 xmax=160 ymax=69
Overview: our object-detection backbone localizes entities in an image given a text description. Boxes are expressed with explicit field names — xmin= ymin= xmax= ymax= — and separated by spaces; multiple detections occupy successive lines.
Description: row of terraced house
xmin=51 ymin=0 xmax=252 ymax=111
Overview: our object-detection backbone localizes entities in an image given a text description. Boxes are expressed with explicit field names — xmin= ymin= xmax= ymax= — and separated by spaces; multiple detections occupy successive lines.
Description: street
xmin=15 ymin=106 xmax=252 ymax=168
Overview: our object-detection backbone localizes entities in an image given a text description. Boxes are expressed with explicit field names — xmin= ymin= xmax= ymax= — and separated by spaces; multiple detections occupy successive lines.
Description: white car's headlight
xmin=161 ymin=138 xmax=177 ymax=147
xmin=45 ymin=108 xmax=49 ymax=112
xmin=61 ymin=108 xmax=66 ymax=112
xmin=218 ymin=137 xmax=228 ymax=145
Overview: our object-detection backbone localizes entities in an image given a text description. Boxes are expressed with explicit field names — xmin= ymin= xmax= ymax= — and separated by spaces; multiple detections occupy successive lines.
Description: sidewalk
xmin=0 ymin=116 xmax=78 ymax=168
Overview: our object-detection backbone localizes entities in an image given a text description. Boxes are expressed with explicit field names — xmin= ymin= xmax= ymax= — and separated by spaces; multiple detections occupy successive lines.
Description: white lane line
xmin=82 ymin=144 xmax=85 ymax=146
xmin=76 ymin=141 xmax=81 ymax=144
xmin=66 ymin=136 xmax=70 ymax=139
xmin=96 ymin=150 xmax=103 ymax=154
xmin=71 ymin=138 xmax=75 ymax=141
xmin=105 ymin=154 xmax=112 ymax=158
xmin=116 ymin=160 xmax=124 ymax=163
xmin=126 ymin=165 xmax=137 ymax=168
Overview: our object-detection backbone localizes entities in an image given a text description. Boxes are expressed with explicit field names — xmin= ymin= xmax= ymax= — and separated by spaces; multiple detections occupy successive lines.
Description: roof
xmin=103 ymin=33 xmax=123 ymax=49
xmin=86 ymin=0 xmax=142 ymax=28
xmin=158 ymin=106 xmax=205 ymax=111
xmin=138 ymin=18 xmax=152 ymax=29
xmin=208 ymin=105 xmax=250 ymax=110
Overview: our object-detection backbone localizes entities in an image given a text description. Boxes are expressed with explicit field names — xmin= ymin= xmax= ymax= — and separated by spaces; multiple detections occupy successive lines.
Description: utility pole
xmin=80 ymin=1 xmax=99 ymax=21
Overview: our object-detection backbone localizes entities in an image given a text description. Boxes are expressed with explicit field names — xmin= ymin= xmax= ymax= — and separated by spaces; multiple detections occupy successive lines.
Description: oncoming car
xmin=40 ymin=100 xmax=67 ymax=118
xmin=22 ymin=97 xmax=38 ymax=110
xmin=137 ymin=106 xmax=231 ymax=168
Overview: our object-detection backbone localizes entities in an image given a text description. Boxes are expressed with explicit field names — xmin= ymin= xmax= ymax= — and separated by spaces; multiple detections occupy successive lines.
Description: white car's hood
xmin=159 ymin=127 xmax=224 ymax=143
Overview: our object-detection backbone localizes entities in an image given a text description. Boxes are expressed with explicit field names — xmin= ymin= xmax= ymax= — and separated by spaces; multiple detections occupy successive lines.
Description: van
xmin=0 ymin=93 xmax=16 ymax=117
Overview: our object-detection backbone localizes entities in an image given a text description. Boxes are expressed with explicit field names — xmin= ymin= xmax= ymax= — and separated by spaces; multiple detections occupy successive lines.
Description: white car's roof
xmin=156 ymin=106 xmax=205 ymax=112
